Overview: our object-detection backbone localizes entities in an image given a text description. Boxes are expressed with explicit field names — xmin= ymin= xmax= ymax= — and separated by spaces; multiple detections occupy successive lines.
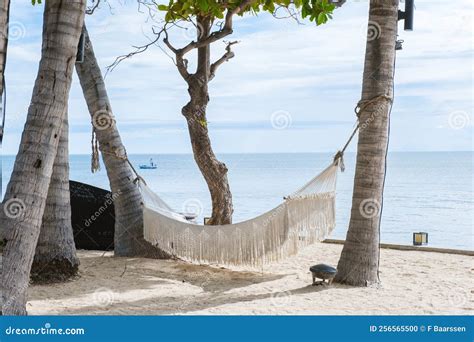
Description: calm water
xmin=2 ymin=152 xmax=473 ymax=250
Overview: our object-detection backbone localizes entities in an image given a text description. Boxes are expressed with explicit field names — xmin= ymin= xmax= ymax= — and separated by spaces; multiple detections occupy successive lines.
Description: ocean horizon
xmin=2 ymin=151 xmax=473 ymax=250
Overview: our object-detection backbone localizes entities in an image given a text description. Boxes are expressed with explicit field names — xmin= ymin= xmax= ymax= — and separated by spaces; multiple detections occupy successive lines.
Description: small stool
xmin=310 ymin=264 xmax=337 ymax=286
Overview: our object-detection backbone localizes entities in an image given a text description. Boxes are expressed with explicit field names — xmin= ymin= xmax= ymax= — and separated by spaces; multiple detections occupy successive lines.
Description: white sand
xmin=27 ymin=243 xmax=473 ymax=315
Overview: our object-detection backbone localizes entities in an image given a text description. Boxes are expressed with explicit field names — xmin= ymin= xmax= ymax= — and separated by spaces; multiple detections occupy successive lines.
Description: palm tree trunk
xmin=0 ymin=0 xmax=9 ymax=96
xmin=75 ymin=26 xmax=169 ymax=258
xmin=0 ymin=0 xmax=85 ymax=315
xmin=0 ymin=0 xmax=10 ymax=312
xmin=0 ymin=0 xmax=10 ymax=147
xmin=31 ymin=116 xmax=79 ymax=283
xmin=335 ymin=0 xmax=398 ymax=286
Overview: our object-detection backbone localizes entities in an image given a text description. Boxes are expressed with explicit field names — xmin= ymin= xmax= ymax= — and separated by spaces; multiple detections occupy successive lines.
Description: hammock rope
xmin=332 ymin=94 xmax=393 ymax=172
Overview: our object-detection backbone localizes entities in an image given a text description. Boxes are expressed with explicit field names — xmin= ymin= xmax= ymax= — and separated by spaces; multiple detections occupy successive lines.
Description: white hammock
xmin=139 ymin=158 xmax=341 ymax=267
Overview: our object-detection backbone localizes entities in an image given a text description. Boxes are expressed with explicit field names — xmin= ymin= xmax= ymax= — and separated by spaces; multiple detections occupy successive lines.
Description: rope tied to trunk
xmin=89 ymin=108 xmax=145 ymax=184
xmin=333 ymin=94 xmax=392 ymax=172
xmin=355 ymin=94 xmax=393 ymax=119
xmin=99 ymin=147 xmax=147 ymax=185
xmin=90 ymin=109 xmax=116 ymax=173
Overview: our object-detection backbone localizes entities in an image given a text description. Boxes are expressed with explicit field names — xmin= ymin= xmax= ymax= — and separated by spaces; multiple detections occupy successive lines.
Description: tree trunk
xmin=31 ymin=116 xmax=79 ymax=283
xmin=182 ymin=17 xmax=233 ymax=225
xmin=183 ymin=81 xmax=233 ymax=225
xmin=335 ymin=0 xmax=398 ymax=286
xmin=75 ymin=26 xmax=168 ymax=258
xmin=0 ymin=0 xmax=10 ymax=147
xmin=0 ymin=0 xmax=9 ymax=312
xmin=0 ymin=0 xmax=10 ymax=95
xmin=0 ymin=0 xmax=9 ymax=96
xmin=0 ymin=0 xmax=85 ymax=315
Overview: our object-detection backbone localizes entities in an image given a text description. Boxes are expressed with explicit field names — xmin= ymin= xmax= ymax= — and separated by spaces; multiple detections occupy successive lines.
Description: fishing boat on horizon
xmin=139 ymin=158 xmax=157 ymax=169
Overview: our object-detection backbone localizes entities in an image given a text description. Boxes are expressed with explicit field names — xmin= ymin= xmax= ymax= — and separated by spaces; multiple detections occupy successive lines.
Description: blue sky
xmin=2 ymin=0 xmax=473 ymax=154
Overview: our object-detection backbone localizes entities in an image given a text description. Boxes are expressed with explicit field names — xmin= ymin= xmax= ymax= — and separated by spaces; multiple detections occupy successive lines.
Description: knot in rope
xmin=333 ymin=150 xmax=345 ymax=172
xmin=354 ymin=94 xmax=393 ymax=119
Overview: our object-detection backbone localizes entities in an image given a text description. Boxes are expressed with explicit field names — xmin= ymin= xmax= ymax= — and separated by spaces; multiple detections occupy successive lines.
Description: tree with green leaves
xmin=113 ymin=0 xmax=343 ymax=225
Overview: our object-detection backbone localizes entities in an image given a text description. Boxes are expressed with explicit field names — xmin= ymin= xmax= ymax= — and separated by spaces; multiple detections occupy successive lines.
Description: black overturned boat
xmin=70 ymin=180 xmax=115 ymax=251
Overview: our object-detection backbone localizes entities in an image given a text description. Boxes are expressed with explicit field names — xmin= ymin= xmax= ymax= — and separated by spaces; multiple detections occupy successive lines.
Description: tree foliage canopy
xmin=158 ymin=0 xmax=337 ymax=25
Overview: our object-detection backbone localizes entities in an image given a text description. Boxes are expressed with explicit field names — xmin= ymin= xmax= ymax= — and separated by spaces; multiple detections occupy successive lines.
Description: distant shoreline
xmin=2 ymin=151 xmax=474 ymax=157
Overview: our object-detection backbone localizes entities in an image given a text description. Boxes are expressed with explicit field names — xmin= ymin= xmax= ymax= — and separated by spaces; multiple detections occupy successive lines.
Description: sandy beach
xmin=26 ymin=243 xmax=473 ymax=315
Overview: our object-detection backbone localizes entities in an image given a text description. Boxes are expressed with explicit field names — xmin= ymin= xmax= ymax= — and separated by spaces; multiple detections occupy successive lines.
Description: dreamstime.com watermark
xmin=448 ymin=111 xmax=471 ymax=130
xmin=0 ymin=21 xmax=27 ymax=41
xmin=270 ymin=110 xmax=292 ymax=130
xmin=182 ymin=198 xmax=204 ymax=217
xmin=5 ymin=323 xmax=85 ymax=336
xmin=359 ymin=198 xmax=381 ymax=219
xmin=270 ymin=290 xmax=293 ymax=310
xmin=92 ymin=287 xmax=117 ymax=307
xmin=92 ymin=109 xmax=115 ymax=131
xmin=365 ymin=20 xmax=382 ymax=41
xmin=84 ymin=190 xmax=121 ymax=227
xmin=3 ymin=197 xmax=26 ymax=219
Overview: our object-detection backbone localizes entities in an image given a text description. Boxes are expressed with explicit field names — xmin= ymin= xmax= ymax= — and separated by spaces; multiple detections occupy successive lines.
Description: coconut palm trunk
xmin=335 ymin=0 xmax=398 ymax=286
xmin=0 ymin=0 xmax=9 ymax=96
xmin=75 ymin=26 xmax=168 ymax=258
xmin=31 ymin=116 xmax=79 ymax=283
xmin=0 ymin=0 xmax=10 ymax=147
xmin=0 ymin=0 xmax=85 ymax=315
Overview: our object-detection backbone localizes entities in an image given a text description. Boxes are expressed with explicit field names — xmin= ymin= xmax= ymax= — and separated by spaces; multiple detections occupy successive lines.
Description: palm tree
xmin=0 ymin=0 xmax=9 ymax=95
xmin=31 ymin=116 xmax=79 ymax=283
xmin=0 ymin=0 xmax=86 ymax=315
xmin=335 ymin=0 xmax=399 ymax=286
xmin=75 ymin=27 xmax=168 ymax=258
xmin=0 ymin=0 xmax=10 ymax=145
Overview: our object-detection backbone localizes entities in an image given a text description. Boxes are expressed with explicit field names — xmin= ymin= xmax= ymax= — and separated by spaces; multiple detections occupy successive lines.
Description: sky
xmin=2 ymin=0 xmax=473 ymax=154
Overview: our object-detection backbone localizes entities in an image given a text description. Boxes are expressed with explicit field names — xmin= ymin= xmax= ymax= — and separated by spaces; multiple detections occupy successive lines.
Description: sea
xmin=2 ymin=152 xmax=473 ymax=250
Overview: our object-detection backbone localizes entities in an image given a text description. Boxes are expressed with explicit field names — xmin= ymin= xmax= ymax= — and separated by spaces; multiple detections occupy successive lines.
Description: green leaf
xmin=198 ymin=119 xmax=207 ymax=128
xmin=157 ymin=0 xmax=336 ymax=28
xmin=301 ymin=6 xmax=308 ymax=18
xmin=197 ymin=0 xmax=209 ymax=12
xmin=317 ymin=12 xmax=326 ymax=25
xmin=165 ymin=11 xmax=173 ymax=21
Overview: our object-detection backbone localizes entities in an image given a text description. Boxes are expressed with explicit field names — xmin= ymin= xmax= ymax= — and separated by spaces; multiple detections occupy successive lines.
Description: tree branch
xmin=105 ymin=0 xmax=257 ymax=76
xmin=209 ymin=40 xmax=238 ymax=81
xmin=106 ymin=26 xmax=164 ymax=75
xmin=86 ymin=0 xmax=101 ymax=15
xmin=177 ymin=0 xmax=256 ymax=56
xmin=163 ymin=29 xmax=190 ymax=81
xmin=86 ymin=0 xmax=114 ymax=15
